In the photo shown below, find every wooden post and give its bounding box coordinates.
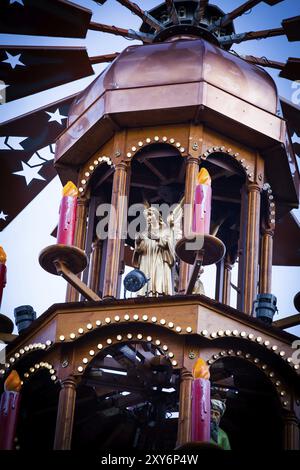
[88,239,102,293]
[66,196,89,302]
[176,368,193,447]
[178,156,199,293]
[103,162,129,299]
[259,228,273,294]
[283,411,300,450]
[238,183,261,314]
[53,377,77,450]
[215,259,224,302]
[222,258,232,305]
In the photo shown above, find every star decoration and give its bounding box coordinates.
[0,211,8,221]
[46,108,67,125]
[2,51,25,70]
[13,161,45,185]
[0,136,27,150]
[0,82,9,92]
[9,0,24,5]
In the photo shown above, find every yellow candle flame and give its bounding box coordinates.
[197,168,211,186]
[62,181,78,197]
[4,370,22,392]
[0,246,7,264]
[193,357,210,380]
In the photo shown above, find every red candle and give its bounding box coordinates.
[192,168,212,235]
[191,358,211,442]
[0,247,7,308]
[0,370,22,450]
[56,181,78,246]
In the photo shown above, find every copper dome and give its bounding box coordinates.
[56,37,283,167]
[69,38,278,125]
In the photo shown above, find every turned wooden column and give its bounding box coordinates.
[238,183,261,314]
[66,196,89,302]
[103,162,129,299]
[176,368,193,447]
[88,239,102,293]
[222,258,232,305]
[283,411,300,450]
[178,156,199,293]
[259,228,273,294]
[215,259,224,302]
[53,377,77,450]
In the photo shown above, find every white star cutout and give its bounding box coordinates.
[46,108,67,125]
[2,51,25,69]
[13,161,45,185]
[0,211,8,221]
[0,82,9,92]
[0,136,27,150]
[9,0,24,5]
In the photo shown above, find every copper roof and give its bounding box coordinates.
[68,37,278,126]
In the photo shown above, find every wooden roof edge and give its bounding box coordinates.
[6,294,299,352]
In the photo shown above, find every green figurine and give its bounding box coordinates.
[210,399,231,450]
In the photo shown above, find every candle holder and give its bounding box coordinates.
[175,234,225,295]
[39,244,101,302]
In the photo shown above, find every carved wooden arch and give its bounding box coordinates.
[69,321,187,377]
[197,330,300,374]
[201,147,250,180]
[77,132,189,197]
[21,361,57,384]
[201,345,293,412]
[1,341,52,379]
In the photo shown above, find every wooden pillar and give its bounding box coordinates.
[103,162,129,299]
[222,258,232,305]
[215,259,224,302]
[176,368,193,447]
[259,228,273,294]
[66,196,89,302]
[88,239,102,293]
[238,183,261,314]
[178,156,199,293]
[283,411,300,450]
[53,377,77,450]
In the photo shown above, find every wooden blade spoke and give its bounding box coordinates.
[116,0,163,31]
[194,0,209,24]
[90,53,119,64]
[220,27,284,45]
[243,55,285,70]
[165,0,180,25]
[89,21,154,43]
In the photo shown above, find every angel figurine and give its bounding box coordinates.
[132,201,183,296]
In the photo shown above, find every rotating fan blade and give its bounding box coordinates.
[0,93,78,231]
[116,1,163,31]
[282,16,300,42]
[293,142,300,157]
[0,46,94,102]
[194,0,209,24]
[280,97,300,138]
[0,0,92,38]
[279,58,300,81]
[165,0,180,25]
[212,0,283,30]
[89,22,154,42]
